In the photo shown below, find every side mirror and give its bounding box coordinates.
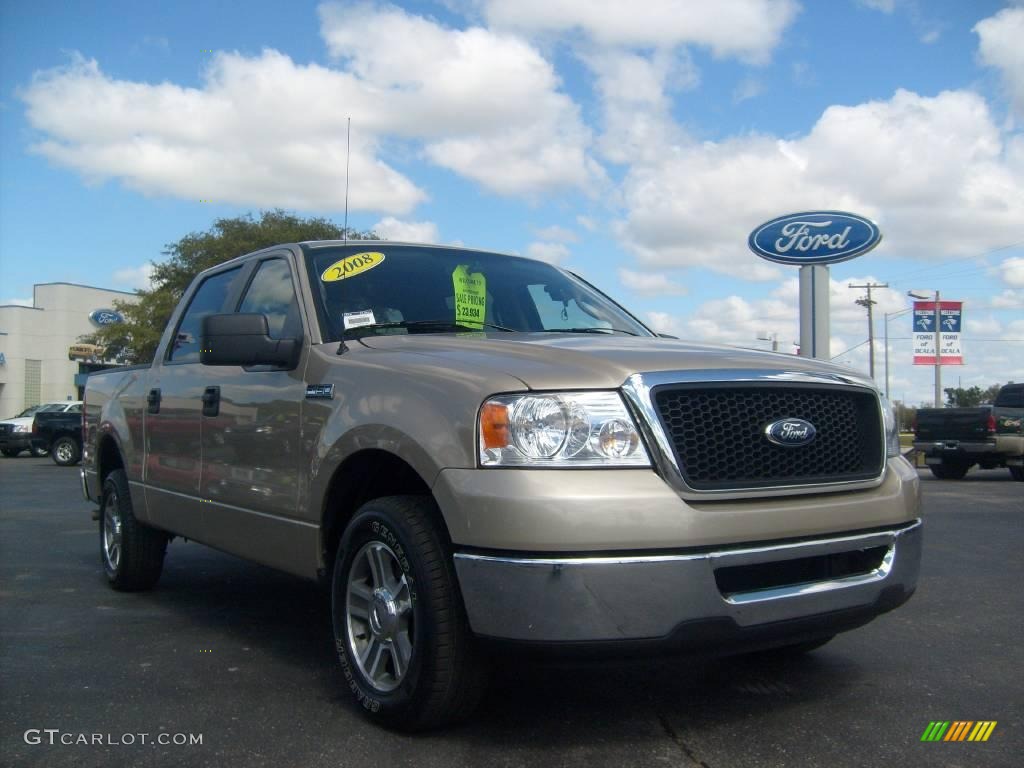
[200,314,301,368]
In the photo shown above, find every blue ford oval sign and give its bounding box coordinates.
[765,419,817,447]
[89,308,125,326]
[748,211,881,266]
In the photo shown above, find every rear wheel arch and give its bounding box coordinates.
[320,450,443,578]
[97,434,125,488]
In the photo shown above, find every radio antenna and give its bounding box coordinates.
[343,116,351,244]
[336,116,353,356]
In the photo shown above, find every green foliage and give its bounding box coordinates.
[86,210,376,363]
[943,382,1014,407]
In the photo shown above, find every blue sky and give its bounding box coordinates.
[1,0,1022,405]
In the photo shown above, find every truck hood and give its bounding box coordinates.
[358,333,874,391]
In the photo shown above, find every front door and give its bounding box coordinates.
[198,256,314,574]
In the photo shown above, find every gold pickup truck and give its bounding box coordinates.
[82,241,921,729]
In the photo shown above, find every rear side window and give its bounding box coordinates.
[168,268,242,363]
[238,259,302,339]
[995,386,1024,407]
[66,404,82,414]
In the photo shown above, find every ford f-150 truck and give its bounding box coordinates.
[82,241,921,729]
[913,383,1024,480]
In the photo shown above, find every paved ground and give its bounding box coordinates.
[1,457,1020,768]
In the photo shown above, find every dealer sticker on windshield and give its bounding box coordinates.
[452,265,486,329]
[343,310,376,330]
[321,252,385,282]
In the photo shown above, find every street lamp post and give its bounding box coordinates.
[883,307,913,400]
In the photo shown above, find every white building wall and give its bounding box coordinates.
[0,283,137,417]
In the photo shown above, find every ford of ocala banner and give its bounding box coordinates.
[913,301,964,365]
[748,211,882,266]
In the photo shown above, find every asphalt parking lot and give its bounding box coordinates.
[1,457,1020,768]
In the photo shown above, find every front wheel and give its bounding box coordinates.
[100,469,168,590]
[51,437,80,466]
[0,448,19,458]
[31,444,49,458]
[331,496,487,730]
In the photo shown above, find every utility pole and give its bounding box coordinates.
[849,282,888,381]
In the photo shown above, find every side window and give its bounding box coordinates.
[168,268,241,363]
[238,259,302,339]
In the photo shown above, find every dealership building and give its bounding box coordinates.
[0,282,138,417]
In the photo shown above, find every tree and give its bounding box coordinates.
[943,382,1016,407]
[87,210,376,363]
[944,386,986,407]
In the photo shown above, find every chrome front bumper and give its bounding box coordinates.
[454,520,921,643]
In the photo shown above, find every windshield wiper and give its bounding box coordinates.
[340,319,516,343]
[538,327,640,336]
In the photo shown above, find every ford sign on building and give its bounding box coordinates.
[89,308,125,327]
[748,211,882,265]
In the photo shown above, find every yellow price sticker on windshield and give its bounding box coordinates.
[321,252,385,282]
[452,265,487,329]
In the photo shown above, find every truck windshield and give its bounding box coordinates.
[302,244,653,343]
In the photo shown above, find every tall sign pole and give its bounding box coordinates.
[933,290,941,407]
[749,212,883,363]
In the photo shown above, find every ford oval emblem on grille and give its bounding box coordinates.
[765,419,817,447]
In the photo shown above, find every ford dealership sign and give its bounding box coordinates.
[89,308,125,327]
[748,211,882,266]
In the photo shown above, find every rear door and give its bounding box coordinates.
[144,266,245,537]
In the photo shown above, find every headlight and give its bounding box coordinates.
[880,395,900,458]
[13,424,30,433]
[479,392,651,467]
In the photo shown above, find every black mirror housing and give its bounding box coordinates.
[200,313,301,368]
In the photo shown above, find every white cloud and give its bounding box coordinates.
[112,264,156,290]
[20,4,600,212]
[732,77,764,104]
[481,0,800,63]
[1000,256,1024,287]
[372,216,439,243]
[975,7,1024,117]
[991,288,1024,308]
[534,225,578,242]
[618,268,687,296]
[525,241,570,264]
[617,89,1024,277]
[1,297,33,307]
[857,0,896,13]
[321,2,599,197]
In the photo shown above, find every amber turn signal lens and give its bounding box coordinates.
[480,402,510,449]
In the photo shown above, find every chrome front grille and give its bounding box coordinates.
[652,383,885,491]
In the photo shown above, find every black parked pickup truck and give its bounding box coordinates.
[32,408,83,466]
[914,383,1024,480]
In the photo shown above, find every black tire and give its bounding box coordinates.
[0,448,19,458]
[930,462,969,480]
[331,496,487,730]
[1010,466,1024,482]
[51,436,80,466]
[31,444,49,458]
[100,469,168,591]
